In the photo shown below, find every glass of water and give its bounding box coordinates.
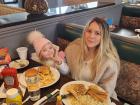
[25,68,40,101]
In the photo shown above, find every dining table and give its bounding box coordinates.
[0,59,123,105]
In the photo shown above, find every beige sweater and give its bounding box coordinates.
[65,38,119,97]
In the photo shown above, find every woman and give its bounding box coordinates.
[64,17,120,98]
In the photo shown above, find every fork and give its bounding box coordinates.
[41,91,60,105]
[33,89,60,105]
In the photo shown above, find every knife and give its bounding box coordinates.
[41,93,71,105]
[33,89,59,105]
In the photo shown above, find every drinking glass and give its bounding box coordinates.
[25,69,40,101]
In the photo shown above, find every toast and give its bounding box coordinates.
[87,85,108,103]
[66,84,87,98]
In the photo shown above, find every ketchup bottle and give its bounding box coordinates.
[1,67,19,89]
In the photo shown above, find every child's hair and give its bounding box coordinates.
[27,30,50,56]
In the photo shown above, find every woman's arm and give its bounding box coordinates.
[98,61,119,97]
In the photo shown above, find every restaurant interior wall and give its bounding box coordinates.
[0,4,122,59]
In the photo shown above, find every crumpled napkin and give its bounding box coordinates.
[0,73,26,98]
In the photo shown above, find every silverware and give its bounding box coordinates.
[33,89,60,105]
[41,93,71,105]
[41,91,59,105]
[22,96,30,104]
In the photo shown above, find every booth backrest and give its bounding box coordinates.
[57,23,140,64]
[56,23,140,105]
[57,23,84,41]
[120,5,140,30]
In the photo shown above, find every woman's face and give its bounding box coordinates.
[41,42,55,59]
[84,21,101,49]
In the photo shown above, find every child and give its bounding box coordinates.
[27,30,69,74]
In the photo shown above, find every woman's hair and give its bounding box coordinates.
[79,17,120,79]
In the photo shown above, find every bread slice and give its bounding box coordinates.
[38,66,50,75]
[66,84,87,98]
[25,68,37,77]
[87,85,108,103]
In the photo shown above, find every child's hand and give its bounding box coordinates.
[58,51,65,60]
[54,51,65,65]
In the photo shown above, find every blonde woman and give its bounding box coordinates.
[64,17,120,98]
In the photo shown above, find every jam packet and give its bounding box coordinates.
[0,48,11,65]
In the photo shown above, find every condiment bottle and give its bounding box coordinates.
[56,95,63,105]
[6,88,22,105]
[1,67,19,89]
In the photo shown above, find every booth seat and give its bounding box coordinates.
[56,23,140,105]
[119,4,140,30]
[110,4,140,49]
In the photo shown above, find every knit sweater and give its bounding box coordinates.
[64,38,120,97]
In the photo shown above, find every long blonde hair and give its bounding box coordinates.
[79,17,120,79]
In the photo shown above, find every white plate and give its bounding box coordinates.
[60,81,110,105]
[9,59,29,69]
[19,66,60,88]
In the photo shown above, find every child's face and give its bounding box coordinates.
[40,42,55,59]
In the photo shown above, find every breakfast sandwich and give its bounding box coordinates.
[25,68,37,77]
